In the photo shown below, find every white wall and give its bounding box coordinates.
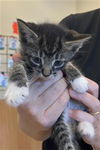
[76,0,100,13]
[0,0,77,35]
[0,0,100,35]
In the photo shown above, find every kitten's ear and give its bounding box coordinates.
[17,19,38,43]
[64,30,92,53]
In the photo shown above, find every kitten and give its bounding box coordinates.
[5,19,95,150]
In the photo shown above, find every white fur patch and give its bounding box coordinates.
[77,121,95,138]
[71,76,88,93]
[63,105,69,123]
[5,82,29,107]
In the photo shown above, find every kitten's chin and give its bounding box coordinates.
[39,74,54,80]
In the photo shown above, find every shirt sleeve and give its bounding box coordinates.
[59,14,74,29]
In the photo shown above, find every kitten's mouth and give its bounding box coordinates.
[39,74,54,80]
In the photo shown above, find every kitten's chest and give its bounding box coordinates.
[63,99,86,123]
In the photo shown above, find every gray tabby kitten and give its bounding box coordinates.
[5,19,95,150]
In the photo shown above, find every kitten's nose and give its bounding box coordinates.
[42,68,52,77]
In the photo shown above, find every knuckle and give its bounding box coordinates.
[29,107,38,117]
[94,82,99,91]
[92,81,99,92]
[94,103,100,111]
[39,117,50,129]
[78,93,86,100]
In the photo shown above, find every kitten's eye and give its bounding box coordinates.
[53,60,64,68]
[31,57,41,66]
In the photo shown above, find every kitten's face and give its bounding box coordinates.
[29,47,66,78]
[17,19,91,78]
[21,36,68,78]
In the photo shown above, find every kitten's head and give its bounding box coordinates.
[17,19,91,78]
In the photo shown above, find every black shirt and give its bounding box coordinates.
[43,9,100,150]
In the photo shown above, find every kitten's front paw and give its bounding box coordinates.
[5,82,29,107]
[71,76,88,93]
[77,121,95,138]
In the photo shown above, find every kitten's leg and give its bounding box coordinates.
[52,113,76,150]
[63,62,88,93]
[63,63,95,139]
[77,121,95,138]
[5,63,29,107]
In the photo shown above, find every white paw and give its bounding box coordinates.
[5,82,29,107]
[71,76,88,93]
[77,121,95,138]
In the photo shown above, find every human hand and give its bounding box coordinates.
[69,78,100,150]
[12,54,69,141]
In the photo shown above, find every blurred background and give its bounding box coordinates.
[1,0,100,35]
[0,0,100,150]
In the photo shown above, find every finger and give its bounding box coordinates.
[69,89,100,112]
[44,90,69,125]
[35,78,67,110]
[69,109,95,123]
[12,53,21,62]
[86,78,99,98]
